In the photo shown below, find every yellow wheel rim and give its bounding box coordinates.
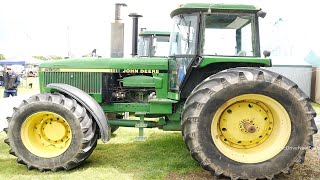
[211,94,291,163]
[21,111,72,158]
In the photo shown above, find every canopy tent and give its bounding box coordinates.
[0,58,43,88]
[0,58,43,65]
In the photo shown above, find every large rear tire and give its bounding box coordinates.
[182,67,317,179]
[4,93,98,171]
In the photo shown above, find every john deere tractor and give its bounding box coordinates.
[4,3,317,179]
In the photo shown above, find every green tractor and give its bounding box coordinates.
[138,30,170,57]
[4,3,317,179]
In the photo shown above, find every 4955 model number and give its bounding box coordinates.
[42,68,60,72]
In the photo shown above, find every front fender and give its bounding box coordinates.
[47,83,109,143]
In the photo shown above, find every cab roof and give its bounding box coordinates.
[170,3,261,17]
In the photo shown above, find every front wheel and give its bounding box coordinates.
[4,93,98,171]
[182,67,317,179]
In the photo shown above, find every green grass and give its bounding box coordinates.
[0,128,202,180]
[311,102,320,115]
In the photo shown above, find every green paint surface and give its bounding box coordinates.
[123,75,162,88]
[139,31,170,36]
[40,57,168,70]
[177,3,259,11]
[199,56,271,68]
[102,103,172,114]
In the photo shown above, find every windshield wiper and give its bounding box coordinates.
[187,20,191,48]
[179,15,192,48]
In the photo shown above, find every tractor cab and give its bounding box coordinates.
[168,3,269,96]
[137,30,170,57]
[169,4,264,57]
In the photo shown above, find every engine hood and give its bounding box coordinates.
[39,57,168,70]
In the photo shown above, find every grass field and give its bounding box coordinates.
[311,102,320,115]
[1,102,319,180]
[0,128,204,180]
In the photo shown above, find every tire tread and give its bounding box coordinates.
[4,93,98,171]
[182,67,317,179]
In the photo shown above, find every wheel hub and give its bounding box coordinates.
[211,94,291,163]
[243,121,256,133]
[34,115,71,149]
[218,101,274,149]
[21,111,72,158]
[43,121,66,141]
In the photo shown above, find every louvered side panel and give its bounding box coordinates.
[42,72,102,94]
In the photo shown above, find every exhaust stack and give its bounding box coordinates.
[110,3,127,58]
[129,13,143,57]
[115,3,127,21]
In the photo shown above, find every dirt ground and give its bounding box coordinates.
[167,123,320,180]
[282,129,320,180]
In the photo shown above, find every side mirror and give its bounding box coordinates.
[257,10,267,18]
[263,50,271,58]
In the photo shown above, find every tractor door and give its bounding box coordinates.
[168,14,199,90]
[169,56,195,90]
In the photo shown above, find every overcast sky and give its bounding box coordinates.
[0,0,319,60]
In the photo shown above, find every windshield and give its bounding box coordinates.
[138,36,151,56]
[202,13,257,56]
[138,35,170,57]
[169,14,198,56]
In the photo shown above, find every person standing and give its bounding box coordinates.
[0,70,3,86]
[3,67,20,98]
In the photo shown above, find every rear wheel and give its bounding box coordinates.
[4,93,98,171]
[182,67,317,179]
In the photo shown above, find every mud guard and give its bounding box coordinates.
[47,83,109,143]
